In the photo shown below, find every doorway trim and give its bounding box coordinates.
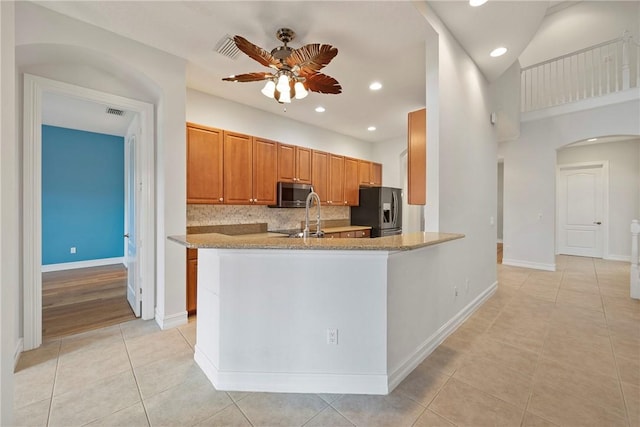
[23,74,156,350]
[556,161,610,259]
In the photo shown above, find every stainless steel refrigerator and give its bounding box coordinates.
[350,187,402,237]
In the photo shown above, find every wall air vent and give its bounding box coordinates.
[106,107,125,116]
[215,35,240,59]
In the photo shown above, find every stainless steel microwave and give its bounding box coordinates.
[269,182,312,208]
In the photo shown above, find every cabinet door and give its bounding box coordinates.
[344,157,360,206]
[371,162,382,186]
[311,150,329,203]
[358,160,371,186]
[408,108,427,205]
[223,131,253,204]
[186,124,223,204]
[277,143,296,183]
[354,229,371,238]
[328,154,345,205]
[296,146,313,184]
[186,249,198,315]
[253,138,278,205]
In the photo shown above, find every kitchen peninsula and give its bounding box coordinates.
[169,231,494,395]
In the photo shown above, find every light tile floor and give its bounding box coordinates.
[13,256,639,426]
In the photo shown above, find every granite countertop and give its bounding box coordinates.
[168,231,464,252]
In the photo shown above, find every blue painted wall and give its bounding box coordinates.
[42,125,125,265]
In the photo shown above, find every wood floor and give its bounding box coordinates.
[42,264,136,339]
[497,242,503,264]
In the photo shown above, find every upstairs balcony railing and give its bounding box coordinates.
[521,32,640,112]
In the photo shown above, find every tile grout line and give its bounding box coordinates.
[120,323,152,427]
[594,259,633,427]
[45,339,62,427]
[228,397,255,427]
[419,375,460,427]
[298,400,334,427]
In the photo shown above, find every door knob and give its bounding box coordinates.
[593,221,602,225]
[124,234,130,238]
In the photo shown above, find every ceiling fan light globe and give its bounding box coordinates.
[276,74,290,93]
[279,89,292,103]
[261,80,276,98]
[294,82,308,99]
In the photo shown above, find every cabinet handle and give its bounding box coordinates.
[219,197,223,202]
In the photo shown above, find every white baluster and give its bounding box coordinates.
[622,31,631,90]
[631,219,639,299]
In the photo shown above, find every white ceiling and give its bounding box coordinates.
[34,1,633,142]
[42,92,132,136]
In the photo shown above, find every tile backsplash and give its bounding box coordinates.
[187,204,350,230]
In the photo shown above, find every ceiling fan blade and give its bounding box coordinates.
[222,72,275,82]
[303,72,342,94]
[286,44,338,73]
[233,35,281,69]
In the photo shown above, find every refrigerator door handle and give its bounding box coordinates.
[392,191,398,227]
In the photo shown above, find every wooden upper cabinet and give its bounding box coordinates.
[186,123,224,204]
[277,143,312,184]
[277,143,295,182]
[344,157,360,206]
[408,108,427,205]
[358,160,382,187]
[371,162,382,186]
[358,160,371,186]
[311,150,329,204]
[296,146,312,184]
[328,154,345,205]
[253,137,278,205]
[223,131,253,204]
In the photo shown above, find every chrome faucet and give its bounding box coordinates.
[303,187,322,238]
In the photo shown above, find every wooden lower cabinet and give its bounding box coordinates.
[186,249,198,315]
[324,229,371,239]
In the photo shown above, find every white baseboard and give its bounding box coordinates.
[14,338,24,370]
[195,346,390,395]
[155,309,188,330]
[502,258,556,272]
[604,254,631,262]
[497,239,503,244]
[41,257,124,272]
[387,281,498,392]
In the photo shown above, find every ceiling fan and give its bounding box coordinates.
[222,28,342,104]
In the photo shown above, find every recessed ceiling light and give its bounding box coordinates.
[587,138,598,142]
[369,82,382,91]
[469,0,488,6]
[490,47,507,57]
[315,106,326,113]
[367,126,376,131]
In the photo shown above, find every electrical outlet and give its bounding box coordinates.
[70,247,76,254]
[327,328,338,345]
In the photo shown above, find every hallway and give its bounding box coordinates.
[14,256,639,426]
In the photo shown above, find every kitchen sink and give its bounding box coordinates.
[288,230,325,238]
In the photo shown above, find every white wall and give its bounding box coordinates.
[372,137,404,189]
[15,2,188,331]
[497,162,504,241]
[1,2,16,423]
[557,139,640,260]
[501,99,640,270]
[519,1,640,68]
[187,89,373,161]
[415,3,498,311]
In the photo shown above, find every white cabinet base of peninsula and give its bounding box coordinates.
[192,241,496,395]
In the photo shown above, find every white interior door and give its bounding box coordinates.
[557,165,605,257]
[125,133,140,316]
